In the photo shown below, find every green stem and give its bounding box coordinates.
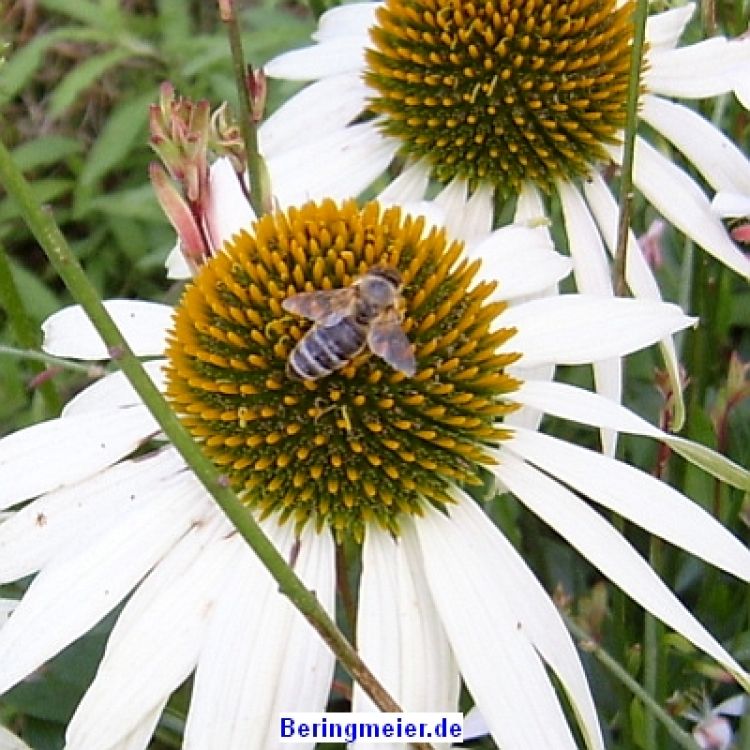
[643,537,665,749]
[565,617,702,750]
[0,136,417,733]
[0,343,107,376]
[613,0,648,296]
[217,0,269,217]
[0,239,62,414]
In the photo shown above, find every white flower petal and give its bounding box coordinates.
[436,494,605,750]
[513,380,662,438]
[313,2,379,41]
[505,428,750,583]
[101,703,166,750]
[556,179,619,454]
[268,123,395,207]
[646,37,750,98]
[416,503,581,750]
[66,515,234,750]
[264,36,368,80]
[260,73,370,158]
[581,170,685,429]
[501,296,694,368]
[206,158,255,251]
[0,473,210,697]
[377,160,430,204]
[616,136,750,279]
[515,182,553,243]
[470,226,572,300]
[185,520,335,750]
[165,243,191,280]
[712,191,750,218]
[641,95,750,195]
[42,300,173,360]
[434,179,469,238]
[0,448,185,582]
[0,406,159,509]
[354,524,459,731]
[644,3,695,52]
[495,450,750,689]
[0,726,31,750]
[62,360,166,416]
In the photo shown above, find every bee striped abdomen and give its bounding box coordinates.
[287,318,366,380]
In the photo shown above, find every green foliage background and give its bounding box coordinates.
[0,1,749,749]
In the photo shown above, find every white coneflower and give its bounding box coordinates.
[0,196,747,750]
[264,0,750,431]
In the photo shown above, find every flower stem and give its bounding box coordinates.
[613,0,648,296]
[217,0,269,217]
[0,239,62,415]
[0,136,420,736]
[0,343,106,376]
[565,616,702,750]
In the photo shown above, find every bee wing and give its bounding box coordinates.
[282,288,355,326]
[367,310,417,376]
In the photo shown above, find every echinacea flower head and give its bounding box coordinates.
[1,195,750,750]
[265,1,750,421]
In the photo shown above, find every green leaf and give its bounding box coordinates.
[0,28,114,107]
[11,136,83,172]
[49,48,134,119]
[0,179,74,224]
[7,258,62,325]
[39,0,123,29]
[87,184,166,221]
[78,90,154,189]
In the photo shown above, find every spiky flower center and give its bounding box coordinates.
[366,0,635,196]
[166,200,520,542]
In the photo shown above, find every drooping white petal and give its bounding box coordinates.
[495,450,750,690]
[377,160,430,204]
[581,170,685,429]
[415,503,581,750]
[557,179,620,454]
[505,428,750,583]
[644,3,695,52]
[101,703,166,750]
[469,226,572,301]
[260,73,370,158]
[0,447,185,582]
[0,473,211,697]
[712,191,750,218]
[312,2,379,42]
[504,183,556,431]
[615,136,750,279]
[205,157,255,252]
[353,524,459,742]
[430,493,605,750]
[42,300,173,360]
[646,37,750,99]
[434,179,469,238]
[500,296,693,368]
[0,726,31,750]
[641,95,750,195]
[268,123,395,208]
[512,380,663,438]
[185,520,336,750]
[165,243,192,280]
[65,514,234,750]
[62,360,166,416]
[264,36,368,80]
[0,599,16,627]
[0,406,159,509]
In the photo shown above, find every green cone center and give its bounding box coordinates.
[166,200,520,542]
[366,0,635,196]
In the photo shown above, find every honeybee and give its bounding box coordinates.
[282,266,416,381]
